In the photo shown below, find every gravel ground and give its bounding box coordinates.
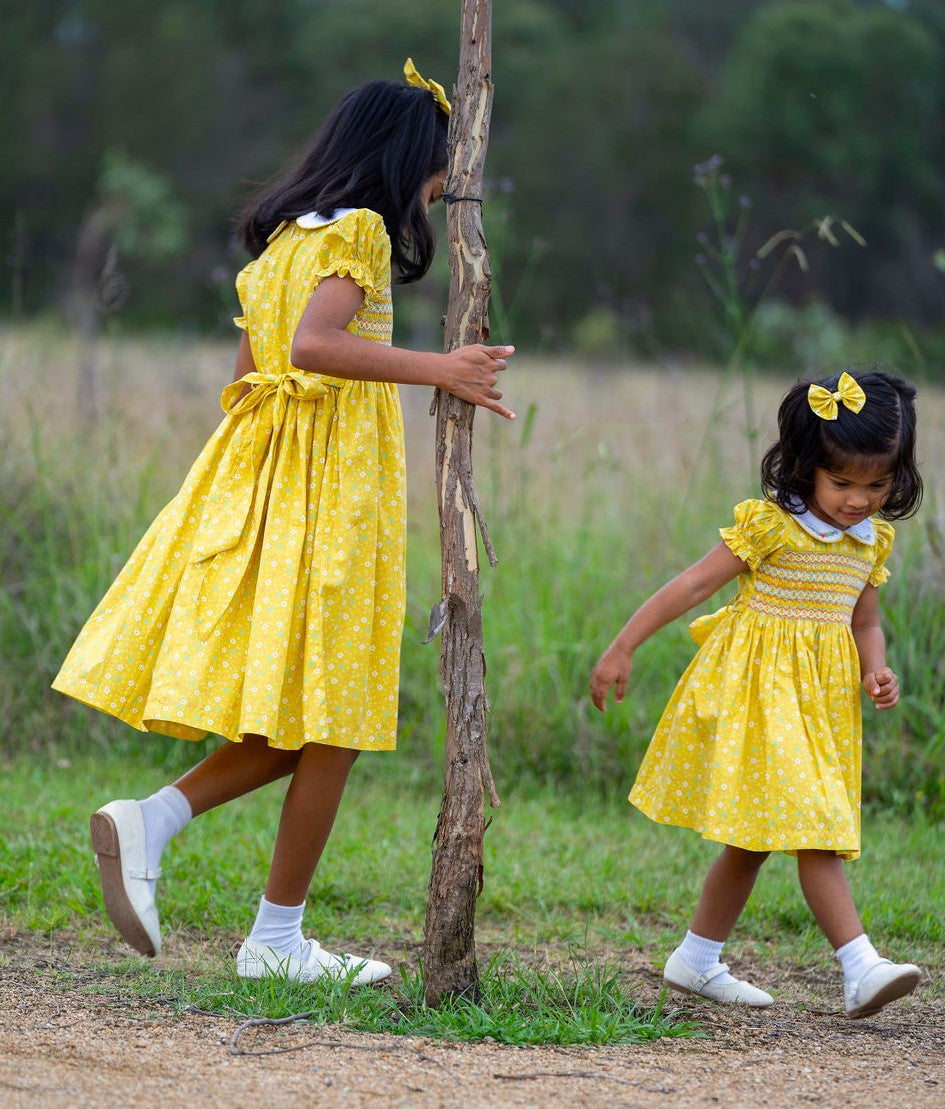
[2,933,942,1108]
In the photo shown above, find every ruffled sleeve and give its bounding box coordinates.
[305,209,391,298]
[868,520,895,587]
[232,257,258,331]
[719,499,787,569]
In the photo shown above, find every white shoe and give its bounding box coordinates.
[236,938,391,986]
[663,948,774,1007]
[90,800,162,957]
[844,959,921,1019]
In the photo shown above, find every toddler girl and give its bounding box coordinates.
[591,368,922,1018]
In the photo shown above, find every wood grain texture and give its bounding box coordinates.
[421,0,500,1007]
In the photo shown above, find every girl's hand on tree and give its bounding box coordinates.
[590,644,633,712]
[863,666,899,709]
[439,344,515,419]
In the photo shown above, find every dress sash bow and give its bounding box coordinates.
[190,370,337,637]
[220,369,330,419]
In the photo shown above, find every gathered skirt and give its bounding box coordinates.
[53,373,407,751]
[629,604,863,859]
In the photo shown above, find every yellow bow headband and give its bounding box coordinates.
[807,372,866,421]
[404,57,451,117]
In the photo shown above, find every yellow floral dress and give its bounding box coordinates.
[629,498,894,860]
[53,208,406,751]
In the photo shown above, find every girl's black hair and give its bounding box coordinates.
[760,366,922,520]
[239,79,449,282]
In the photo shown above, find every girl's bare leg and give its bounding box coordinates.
[796,849,863,949]
[664,845,773,1004]
[690,846,770,941]
[263,743,360,905]
[797,850,919,1016]
[171,737,358,904]
[173,734,302,816]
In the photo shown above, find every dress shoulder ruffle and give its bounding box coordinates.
[233,256,259,331]
[719,498,787,569]
[868,519,895,587]
[301,208,392,298]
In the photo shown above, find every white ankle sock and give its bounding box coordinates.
[248,896,306,960]
[835,933,882,984]
[137,786,192,895]
[678,930,736,984]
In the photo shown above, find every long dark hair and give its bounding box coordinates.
[760,367,922,520]
[239,79,449,282]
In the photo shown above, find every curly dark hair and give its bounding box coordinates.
[239,79,449,282]
[760,367,922,520]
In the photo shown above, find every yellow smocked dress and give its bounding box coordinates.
[629,498,894,860]
[53,208,406,751]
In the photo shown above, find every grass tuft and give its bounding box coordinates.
[144,952,698,1046]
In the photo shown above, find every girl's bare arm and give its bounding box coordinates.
[289,275,515,418]
[590,541,747,711]
[851,584,899,709]
[233,331,256,383]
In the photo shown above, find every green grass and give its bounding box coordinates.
[167,955,689,1047]
[3,329,943,809]
[4,756,944,962]
[4,754,942,1040]
[1,328,943,1040]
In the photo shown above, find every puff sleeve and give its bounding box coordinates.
[719,499,787,569]
[867,521,895,587]
[306,209,391,298]
[232,257,258,331]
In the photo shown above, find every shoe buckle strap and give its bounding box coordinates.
[127,866,161,880]
[694,962,730,991]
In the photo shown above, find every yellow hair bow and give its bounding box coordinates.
[404,57,451,117]
[807,371,866,421]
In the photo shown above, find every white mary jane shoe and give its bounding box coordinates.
[236,938,391,986]
[663,949,774,1007]
[844,959,921,1019]
[90,800,162,957]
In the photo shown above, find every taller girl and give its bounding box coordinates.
[591,368,922,1018]
[54,61,514,984]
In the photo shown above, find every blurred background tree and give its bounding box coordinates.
[2,0,943,367]
[70,148,187,419]
[706,0,943,322]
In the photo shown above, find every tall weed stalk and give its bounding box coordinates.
[684,155,868,500]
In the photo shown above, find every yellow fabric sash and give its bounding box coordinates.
[220,369,330,418]
[190,371,338,637]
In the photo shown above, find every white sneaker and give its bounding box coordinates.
[663,948,774,1007]
[236,938,391,986]
[844,959,921,1019]
[90,800,162,957]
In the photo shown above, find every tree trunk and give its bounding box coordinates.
[70,207,113,424]
[421,0,499,1008]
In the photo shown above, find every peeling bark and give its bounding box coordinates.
[421,0,499,1007]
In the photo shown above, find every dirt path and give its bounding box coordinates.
[2,935,942,1108]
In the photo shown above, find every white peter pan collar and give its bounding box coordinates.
[296,208,358,229]
[789,504,875,545]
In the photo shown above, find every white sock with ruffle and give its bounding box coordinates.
[835,933,883,984]
[248,896,306,960]
[137,785,192,897]
[677,930,737,984]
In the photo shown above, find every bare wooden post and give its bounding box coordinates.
[421,0,500,1007]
